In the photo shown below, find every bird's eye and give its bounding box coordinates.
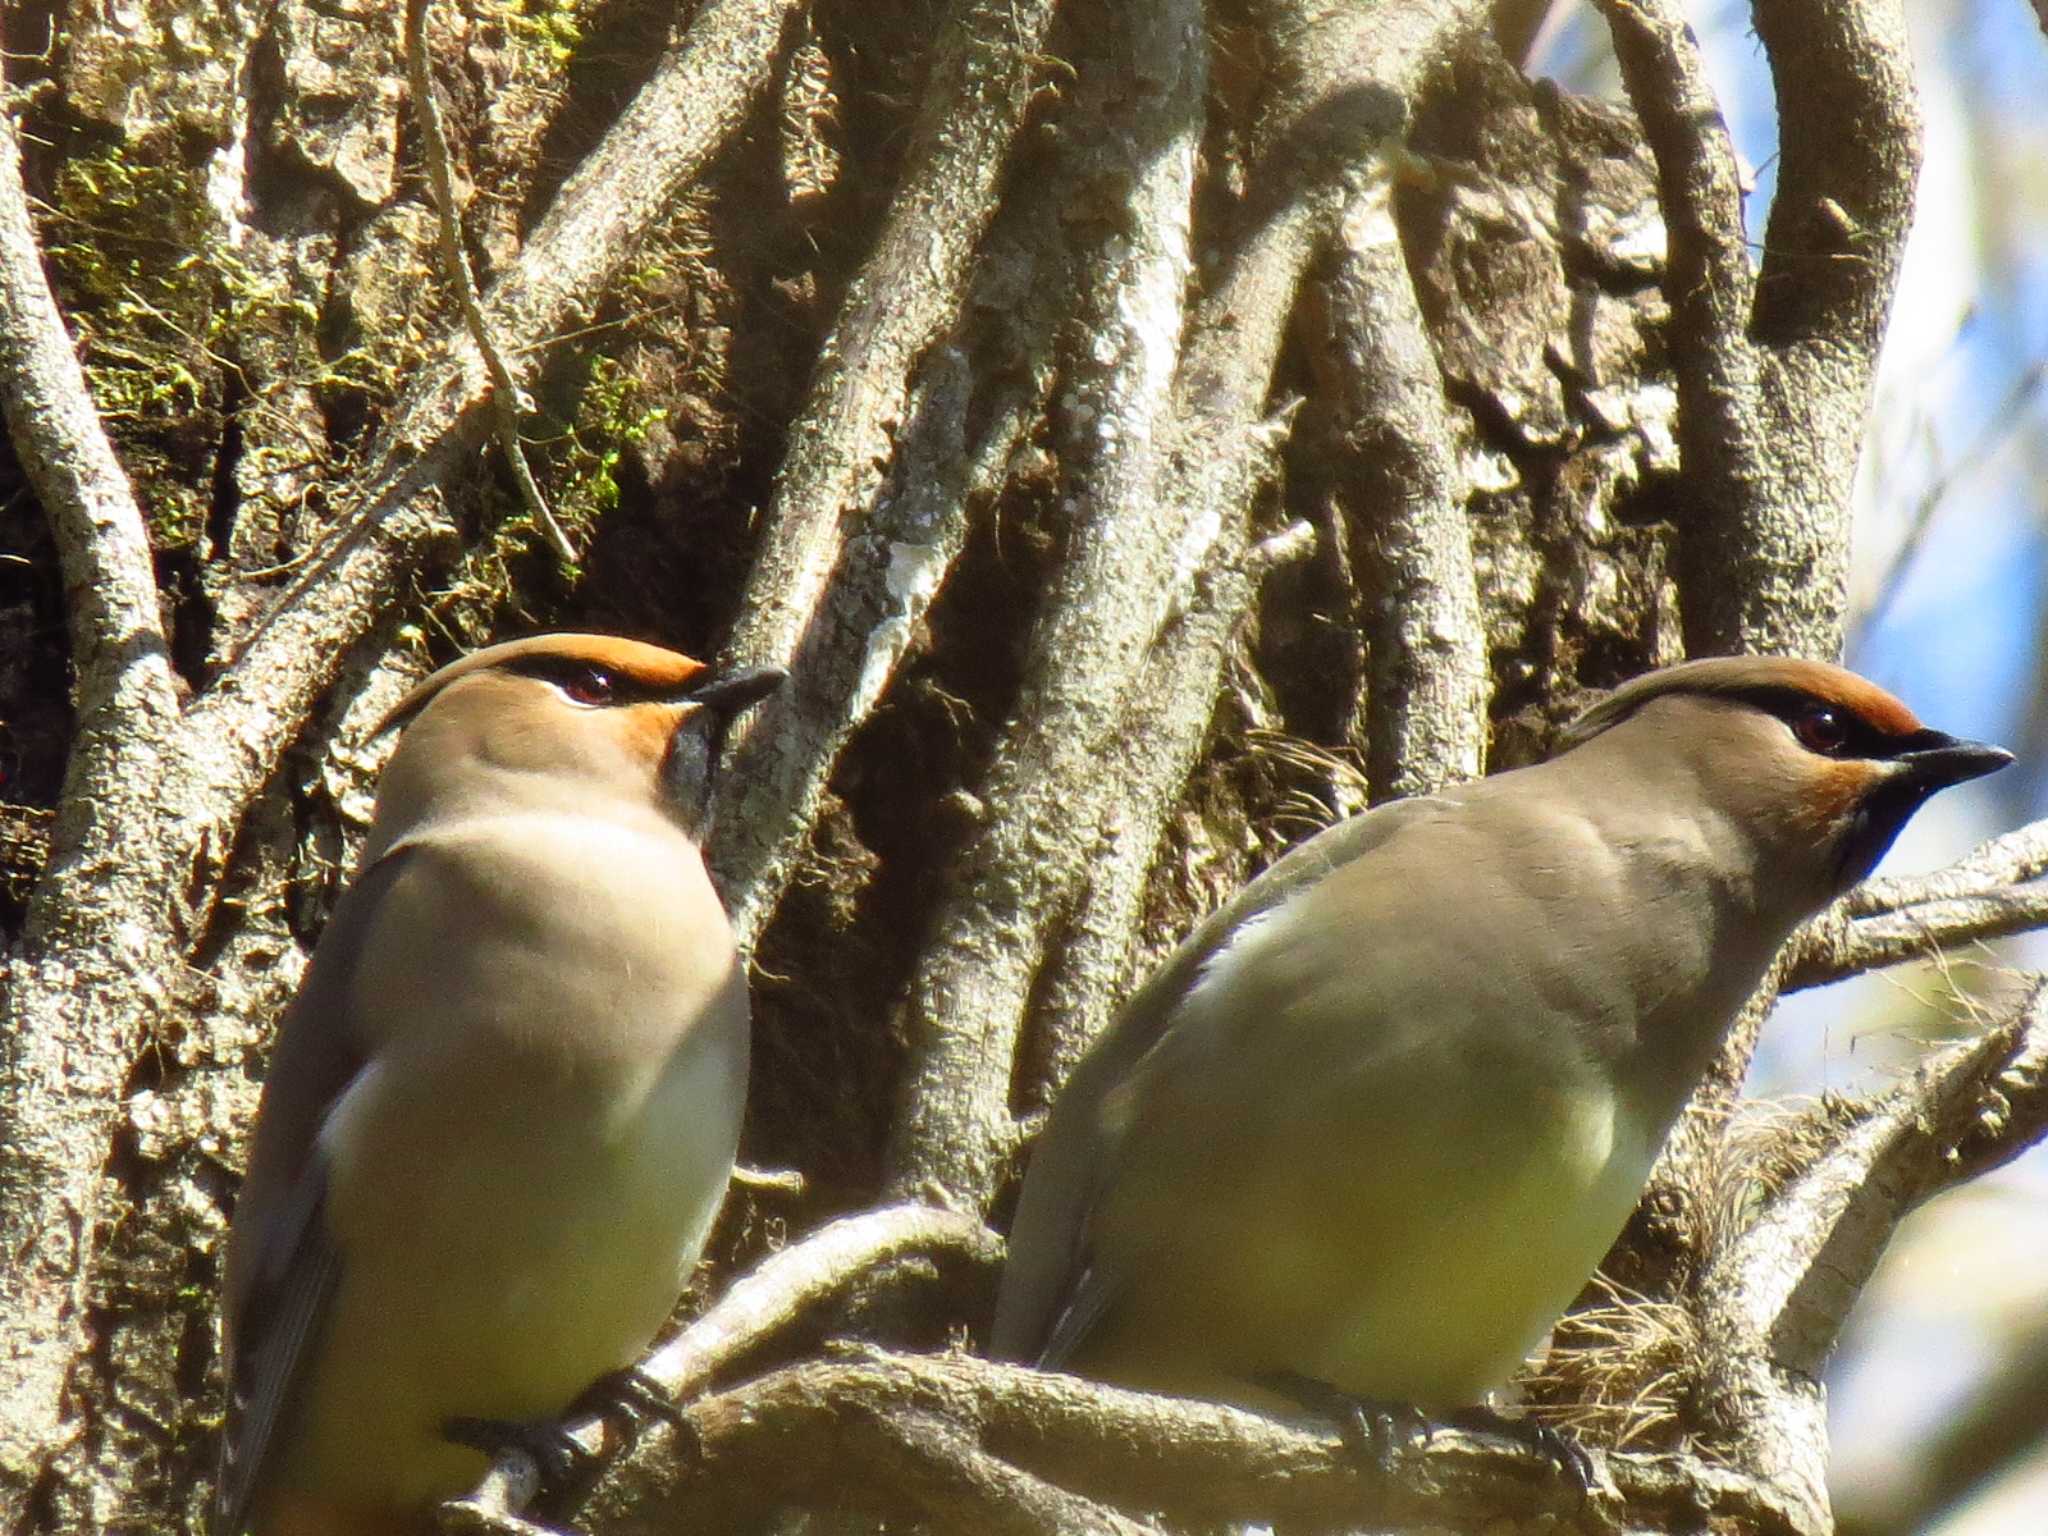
[1792,703,1849,755]
[558,667,616,707]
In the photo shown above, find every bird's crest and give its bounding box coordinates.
[1560,656,1922,750]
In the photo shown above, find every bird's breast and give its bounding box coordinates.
[286,809,749,1507]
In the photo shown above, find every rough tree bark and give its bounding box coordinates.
[0,0,2040,1533]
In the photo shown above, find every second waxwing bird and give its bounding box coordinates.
[992,657,2011,1442]
[215,634,784,1536]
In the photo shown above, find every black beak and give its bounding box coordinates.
[688,664,787,718]
[1896,731,2015,790]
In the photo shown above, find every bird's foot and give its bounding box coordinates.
[443,1371,696,1509]
[1254,1370,1431,1475]
[566,1366,700,1458]
[443,1413,597,1491]
[1255,1372,1594,1498]
[1435,1403,1595,1495]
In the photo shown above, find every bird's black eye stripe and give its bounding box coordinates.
[505,656,672,707]
[1734,686,1908,760]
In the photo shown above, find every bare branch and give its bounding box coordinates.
[643,1204,1003,1404]
[594,1347,1814,1536]
[1849,361,2048,644]
[1713,983,2048,1354]
[1783,818,2048,989]
[1749,0,1920,359]
[720,0,1060,673]
[1597,0,1755,357]
[1598,0,1920,660]
[0,110,173,728]
[1685,982,2048,1526]
[1848,817,2048,916]
[1788,887,2048,992]
[882,0,1211,1200]
[1027,501,1314,1103]
[0,107,178,892]
[707,0,1061,944]
[859,1409,1171,1536]
[403,0,576,563]
[0,102,182,1492]
[711,335,1045,949]
[1308,177,1488,800]
[461,1205,1002,1521]
[184,0,799,827]
[885,0,1502,1208]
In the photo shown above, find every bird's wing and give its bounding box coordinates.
[214,851,411,1536]
[990,792,1461,1365]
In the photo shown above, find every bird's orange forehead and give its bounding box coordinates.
[474,632,708,690]
[376,633,709,736]
[1760,658,1922,736]
[1562,655,1927,752]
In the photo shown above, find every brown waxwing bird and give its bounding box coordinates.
[991,656,2012,1451]
[215,634,784,1536]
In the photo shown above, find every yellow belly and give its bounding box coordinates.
[1085,1060,1656,1409]
[283,1037,740,1509]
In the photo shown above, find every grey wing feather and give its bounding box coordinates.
[991,794,1460,1364]
[214,851,412,1534]
[1037,1261,1117,1371]
[214,1174,339,1535]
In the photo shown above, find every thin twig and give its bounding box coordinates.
[404,0,576,563]
[1783,816,2048,989]
[176,0,798,833]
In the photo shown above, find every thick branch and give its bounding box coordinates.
[458,1205,1003,1524]
[0,107,178,916]
[0,103,182,1494]
[710,0,1062,946]
[1749,0,1920,358]
[1711,982,2048,1353]
[594,1348,1813,1536]
[885,0,1500,1209]
[1600,0,1919,659]
[1598,0,1754,364]
[0,108,176,770]
[882,0,1210,1200]
[1687,982,2048,1526]
[179,0,798,834]
[1310,178,1487,800]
